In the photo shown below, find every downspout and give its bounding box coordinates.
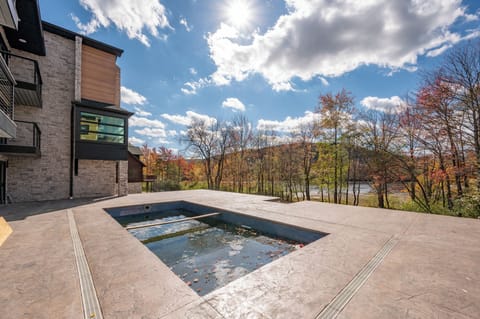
[70,103,75,199]
[71,36,82,199]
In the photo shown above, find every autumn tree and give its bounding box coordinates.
[316,89,355,204]
[358,110,400,208]
[229,115,253,192]
[183,118,230,190]
[294,119,321,200]
[440,41,480,190]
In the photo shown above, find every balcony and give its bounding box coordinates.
[0,120,41,156]
[2,51,42,107]
[0,54,15,138]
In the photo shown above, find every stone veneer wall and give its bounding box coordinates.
[6,31,127,202]
[117,160,128,196]
[73,160,128,198]
[128,182,142,194]
[73,160,116,198]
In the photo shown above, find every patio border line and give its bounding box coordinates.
[67,209,103,319]
[316,236,399,319]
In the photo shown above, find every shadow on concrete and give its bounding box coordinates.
[0,196,118,222]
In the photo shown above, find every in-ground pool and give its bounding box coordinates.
[107,201,326,296]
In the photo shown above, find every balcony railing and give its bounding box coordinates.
[0,54,15,120]
[1,51,42,108]
[0,120,41,156]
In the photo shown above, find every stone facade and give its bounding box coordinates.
[117,160,128,196]
[73,160,116,198]
[128,182,142,194]
[5,30,128,202]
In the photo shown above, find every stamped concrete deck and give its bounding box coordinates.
[1,190,479,318]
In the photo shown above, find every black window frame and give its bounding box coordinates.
[74,104,131,161]
[78,111,126,144]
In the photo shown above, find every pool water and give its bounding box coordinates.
[117,210,305,296]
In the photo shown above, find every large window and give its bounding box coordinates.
[79,112,125,144]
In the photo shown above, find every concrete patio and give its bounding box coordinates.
[0,190,479,318]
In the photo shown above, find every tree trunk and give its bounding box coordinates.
[377,186,384,208]
[333,126,338,204]
[305,176,311,200]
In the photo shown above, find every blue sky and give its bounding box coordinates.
[39,0,480,153]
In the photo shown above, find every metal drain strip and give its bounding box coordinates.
[67,210,103,319]
[316,236,399,319]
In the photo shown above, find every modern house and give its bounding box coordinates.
[0,0,132,203]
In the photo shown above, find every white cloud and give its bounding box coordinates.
[181,78,210,95]
[121,86,147,105]
[222,97,246,112]
[206,0,478,91]
[129,116,166,128]
[464,13,479,22]
[360,96,405,114]
[162,111,217,126]
[72,0,172,46]
[320,77,329,86]
[168,130,178,136]
[128,136,145,145]
[134,107,152,117]
[256,111,321,133]
[189,67,197,75]
[134,127,167,138]
[180,17,192,32]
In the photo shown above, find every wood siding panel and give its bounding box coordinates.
[81,45,119,105]
[128,153,144,183]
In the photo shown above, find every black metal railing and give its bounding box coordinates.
[0,120,41,155]
[0,55,15,119]
[0,50,42,107]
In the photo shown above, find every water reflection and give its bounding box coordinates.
[125,212,301,296]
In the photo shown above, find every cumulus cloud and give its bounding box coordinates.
[360,96,405,114]
[180,17,192,32]
[121,86,147,105]
[162,111,217,126]
[320,77,329,86]
[72,0,171,46]
[129,116,166,128]
[189,67,197,75]
[181,78,210,95]
[129,136,145,145]
[134,107,152,117]
[206,0,479,91]
[222,97,246,112]
[134,127,167,138]
[257,111,321,133]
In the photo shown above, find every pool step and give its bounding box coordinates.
[140,225,211,244]
[125,212,221,230]
[67,210,103,319]
[0,217,12,247]
[316,236,399,319]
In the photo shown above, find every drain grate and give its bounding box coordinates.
[67,210,103,319]
[316,236,399,319]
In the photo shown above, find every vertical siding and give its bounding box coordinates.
[81,45,119,106]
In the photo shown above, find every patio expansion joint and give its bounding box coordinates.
[315,235,399,319]
[67,209,104,319]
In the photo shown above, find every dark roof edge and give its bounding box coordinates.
[42,21,123,57]
[73,100,134,117]
[128,152,146,166]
